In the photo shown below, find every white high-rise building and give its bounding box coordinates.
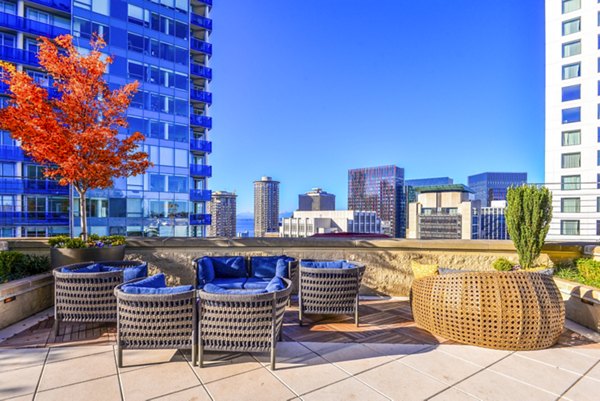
[545,0,600,240]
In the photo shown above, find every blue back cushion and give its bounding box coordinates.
[251,256,294,279]
[265,276,286,293]
[301,260,346,269]
[203,283,266,295]
[101,263,148,282]
[197,257,216,285]
[61,263,102,273]
[121,273,193,295]
[210,256,247,278]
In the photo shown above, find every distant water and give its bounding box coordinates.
[236,218,254,237]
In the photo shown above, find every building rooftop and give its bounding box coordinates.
[413,184,474,194]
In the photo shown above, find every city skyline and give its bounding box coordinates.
[209,0,545,213]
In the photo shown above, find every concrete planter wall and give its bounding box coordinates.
[554,277,600,333]
[0,273,54,330]
[50,245,126,268]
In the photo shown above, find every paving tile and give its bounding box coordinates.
[253,341,316,366]
[35,376,121,401]
[150,385,212,401]
[437,344,512,367]
[562,376,600,401]
[428,387,481,401]
[489,354,581,396]
[584,361,600,381]
[0,347,47,373]
[301,377,389,401]
[301,342,395,375]
[38,346,119,397]
[360,342,433,359]
[455,369,557,401]
[355,359,448,401]
[204,366,296,401]
[269,352,350,395]
[0,363,45,400]
[119,349,203,401]
[189,351,265,385]
[516,348,599,375]
[399,347,482,385]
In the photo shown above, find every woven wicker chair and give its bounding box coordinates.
[197,278,292,370]
[298,260,366,327]
[52,260,147,336]
[114,281,197,367]
[411,271,565,350]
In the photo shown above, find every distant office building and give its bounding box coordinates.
[348,165,405,238]
[407,184,479,240]
[479,200,509,240]
[254,176,279,237]
[468,172,527,207]
[208,191,236,237]
[280,210,381,238]
[298,188,335,211]
[406,177,454,203]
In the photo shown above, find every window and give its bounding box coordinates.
[128,4,150,26]
[149,174,165,192]
[563,63,580,79]
[109,198,126,218]
[562,84,580,101]
[598,150,600,166]
[597,221,600,236]
[0,162,15,177]
[562,152,581,168]
[561,198,580,213]
[167,176,187,193]
[74,0,109,15]
[562,130,581,146]
[598,174,600,189]
[562,0,580,14]
[0,0,16,14]
[563,18,580,35]
[562,41,581,57]
[73,18,109,41]
[560,220,580,235]
[562,175,581,190]
[562,107,580,123]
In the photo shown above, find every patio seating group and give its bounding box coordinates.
[53,256,365,370]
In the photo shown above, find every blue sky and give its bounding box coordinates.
[208,0,545,214]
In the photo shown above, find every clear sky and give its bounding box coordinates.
[208,0,545,214]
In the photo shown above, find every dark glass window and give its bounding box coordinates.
[562,107,581,124]
[109,198,126,218]
[562,85,580,101]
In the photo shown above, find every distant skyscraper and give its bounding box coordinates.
[280,210,381,238]
[546,0,600,240]
[348,165,405,238]
[208,191,237,237]
[298,188,335,211]
[405,177,454,187]
[254,176,279,237]
[468,172,527,207]
[479,201,509,240]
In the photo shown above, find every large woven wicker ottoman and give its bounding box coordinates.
[53,260,147,336]
[411,271,565,350]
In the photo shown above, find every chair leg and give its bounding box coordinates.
[199,345,204,368]
[270,344,276,371]
[117,346,123,368]
[355,295,360,327]
[192,344,198,366]
[52,319,59,337]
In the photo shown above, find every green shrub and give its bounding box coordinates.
[49,234,126,248]
[493,258,515,271]
[0,251,50,283]
[575,259,600,287]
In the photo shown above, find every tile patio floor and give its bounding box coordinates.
[1,299,599,401]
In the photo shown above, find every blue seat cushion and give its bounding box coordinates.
[203,283,266,295]
[243,277,270,290]
[301,260,351,269]
[101,263,148,282]
[210,256,247,279]
[197,257,216,286]
[211,278,247,289]
[121,273,193,295]
[61,263,102,273]
[250,256,294,279]
[265,276,286,292]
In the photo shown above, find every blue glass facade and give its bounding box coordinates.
[467,172,527,207]
[0,0,212,237]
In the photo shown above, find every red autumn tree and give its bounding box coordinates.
[0,35,151,240]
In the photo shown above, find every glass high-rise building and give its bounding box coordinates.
[0,0,213,237]
[467,172,527,208]
[348,165,405,238]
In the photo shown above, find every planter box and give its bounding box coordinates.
[0,273,54,330]
[50,245,125,268]
[554,277,600,333]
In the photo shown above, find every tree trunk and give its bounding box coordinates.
[78,189,88,241]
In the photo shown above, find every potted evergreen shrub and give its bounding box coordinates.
[0,35,151,268]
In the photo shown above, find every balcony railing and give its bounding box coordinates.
[190,89,212,104]
[0,211,69,225]
[0,12,70,38]
[190,189,212,202]
[190,63,212,80]
[190,139,212,153]
[190,114,212,129]
[197,0,213,6]
[28,0,71,12]
[189,213,211,225]
[190,38,212,55]
[190,13,212,30]
[190,164,212,177]
[0,45,38,66]
[0,178,69,195]
[0,145,27,161]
